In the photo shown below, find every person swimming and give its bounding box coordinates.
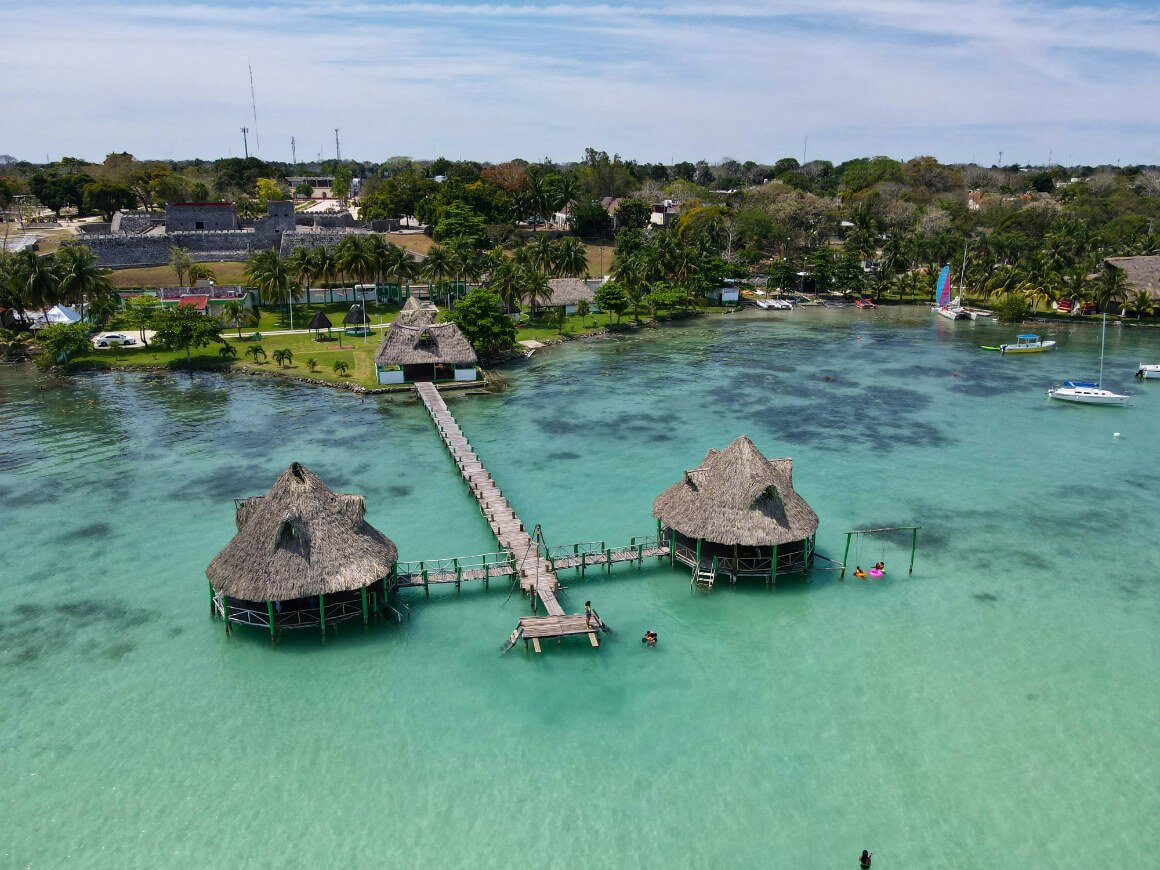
[860,850,872,868]
[853,565,867,579]
[641,630,657,647]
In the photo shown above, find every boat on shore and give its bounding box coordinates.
[931,266,967,319]
[1048,314,1128,405]
[1135,364,1160,380]
[982,334,1056,353]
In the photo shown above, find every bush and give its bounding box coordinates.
[994,293,1029,323]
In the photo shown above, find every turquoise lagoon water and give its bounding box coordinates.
[1,308,1158,868]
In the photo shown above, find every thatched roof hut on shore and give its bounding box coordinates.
[653,436,819,587]
[307,309,332,337]
[1104,256,1160,300]
[373,304,478,385]
[205,462,398,638]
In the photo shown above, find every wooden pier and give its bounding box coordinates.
[415,382,595,649]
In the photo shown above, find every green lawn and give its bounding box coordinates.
[71,329,387,389]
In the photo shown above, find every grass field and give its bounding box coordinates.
[71,329,388,389]
[107,261,250,288]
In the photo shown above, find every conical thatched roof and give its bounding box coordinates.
[343,304,369,325]
[652,436,819,546]
[206,463,397,600]
[308,310,332,330]
[374,310,478,367]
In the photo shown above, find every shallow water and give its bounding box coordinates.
[2,308,1158,868]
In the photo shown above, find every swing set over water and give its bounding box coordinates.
[839,526,921,579]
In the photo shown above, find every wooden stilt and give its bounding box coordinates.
[360,586,369,624]
[318,593,326,640]
[267,601,277,642]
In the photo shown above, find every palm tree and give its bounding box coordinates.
[552,237,588,278]
[306,357,318,372]
[335,234,374,293]
[221,300,245,338]
[1093,264,1129,314]
[244,344,266,364]
[285,245,314,314]
[487,260,523,313]
[1128,288,1155,319]
[272,347,293,368]
[308,245,337,301]
[244,250,292,327]
[528,234,555,278]
[332,359,350,376]
[13,249,60,326]
[521,266,553,315]
[187,263,217,286]
[218,343,237,360]
[421,244,453,301]
[56,244,115,323]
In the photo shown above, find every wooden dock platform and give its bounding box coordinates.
[413,383,667,652]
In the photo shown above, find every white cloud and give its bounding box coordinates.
[3,1,1158,164]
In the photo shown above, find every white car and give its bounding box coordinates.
[94,333,138,348]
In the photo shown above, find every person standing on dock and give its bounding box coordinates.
[584,600,594,628]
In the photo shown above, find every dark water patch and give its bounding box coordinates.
[173,465,274,503]
[103,640,137,661]
[384,484,414,497]
[64,522,113,542]
[1025,693,1039,701]
[0,599,158,668]
[972,592,999,603]
[648,432,673,442]
[533,417,593,435]
[0,481,66,507]
[1118,584,1140,598]
[547,451,581,461]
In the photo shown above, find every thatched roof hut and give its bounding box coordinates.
[307,310,332,332]
[375,312,477,370]
[343,303,369,325]
[1105,256,1160,299]
[206,462,397,602]
[653,436,818,547]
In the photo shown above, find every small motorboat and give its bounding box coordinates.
[1136,363,1160,380]
[981,334,1056,353]
[769,299,793,310]
[960,305,994,320]
[854,297,876,309]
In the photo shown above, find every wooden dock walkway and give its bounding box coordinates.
[414,383,574,638]
[413,383,671,652]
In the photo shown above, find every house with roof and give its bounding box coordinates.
[1104,256,1160,301]
[373,298,478,384]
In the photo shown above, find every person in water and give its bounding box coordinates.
[860,850,872,868]
[641,630,657,647]
[853,565,867,578]
[873,562,885,573]
[584,600,593,628]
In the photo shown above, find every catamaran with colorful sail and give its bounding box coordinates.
[931,266,966,319]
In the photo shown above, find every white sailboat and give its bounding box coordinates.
[1048,314,1128,405]
[931,265,967,319]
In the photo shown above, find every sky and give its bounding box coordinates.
[5,0,1160,167]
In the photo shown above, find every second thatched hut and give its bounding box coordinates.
[205,462,398,639]
[652,435,819,587]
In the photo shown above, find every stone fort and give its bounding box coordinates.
[79,200,367,267]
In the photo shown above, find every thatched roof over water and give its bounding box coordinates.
[652,436,819,546]
[206,462,397,600]
[1105,256,1160,299]
[374,308,478,367]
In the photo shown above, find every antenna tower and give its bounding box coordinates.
[241,127,249,159]
[291,137,297,165]
[335,128,341,162]
[248,63,260,152]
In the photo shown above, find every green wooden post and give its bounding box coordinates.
[422,562,429,598]
[840,532,853,580]
[695,537,702,570]
[455,558,462,592]
[360,586,369,624]
[318,594,326,640]
[669,528,675,566]
[909,528,918,574]
[222,595,230,635]
[770,544,777,588]
[267,601,276,641]
[209,581,216,617]
[799,536,810,580]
